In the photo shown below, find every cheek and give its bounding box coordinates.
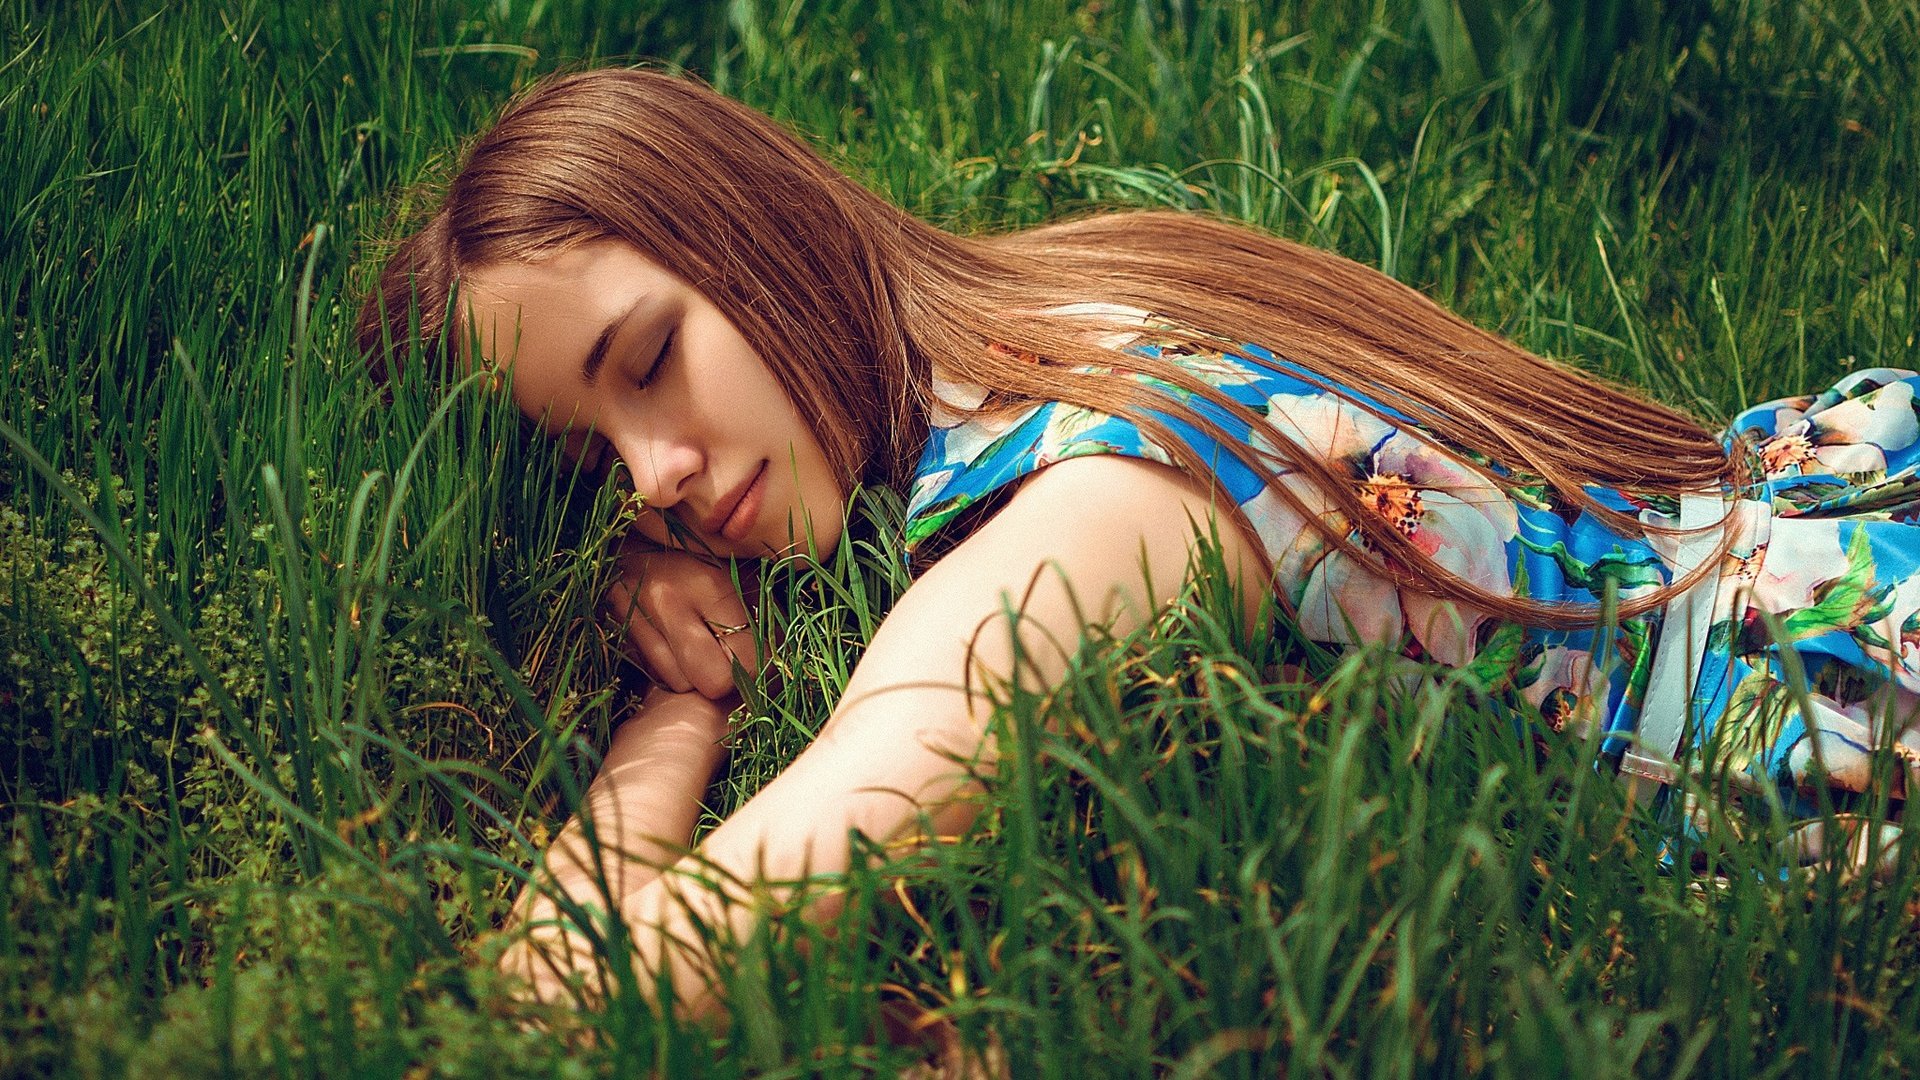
[788,428,838,498]
[805,460,850,536]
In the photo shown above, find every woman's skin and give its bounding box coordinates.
[466,240,845,695]
[464,239,1269,1013]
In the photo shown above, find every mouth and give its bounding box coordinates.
[707,461,768,541]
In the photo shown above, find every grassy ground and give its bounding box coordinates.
[4,0,1920,1075]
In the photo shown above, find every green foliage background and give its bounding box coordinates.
[3,0,1919,1075]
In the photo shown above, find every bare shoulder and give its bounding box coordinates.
[997,452,1246,521]
[907,454,1269,632]
[973,453,1262,558]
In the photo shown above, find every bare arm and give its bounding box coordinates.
[512,455,1267,1011]
[504,685,732,988]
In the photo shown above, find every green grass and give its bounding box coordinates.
[4,0,1920,1075]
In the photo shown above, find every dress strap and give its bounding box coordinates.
[1621,492,1728,804]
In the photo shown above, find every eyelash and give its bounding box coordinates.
[568,327,674,484]
[634,328,675,390]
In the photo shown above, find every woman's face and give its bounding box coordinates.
[464,239,846,557]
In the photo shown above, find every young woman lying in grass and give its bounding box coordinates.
[360,67,1920,1014]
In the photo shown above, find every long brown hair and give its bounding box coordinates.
[358,66,1737,630]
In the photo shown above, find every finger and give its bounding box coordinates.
[690,591,762,675]
[620,604,695,694]
[663,615,743,700]
[710,619,762,676]
[602,575,669,666]
[645,592,749,700]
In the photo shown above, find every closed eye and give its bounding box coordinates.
[634,327,675,390]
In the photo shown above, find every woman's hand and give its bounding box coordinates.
[605,543,761,700]
[504,456,1266,1020]
[589,455,1268,1015]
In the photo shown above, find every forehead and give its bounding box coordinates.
[463,241,651,355]
[461,241,664,413]
[462,238,652,353]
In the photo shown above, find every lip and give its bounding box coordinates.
[708,461,768,541]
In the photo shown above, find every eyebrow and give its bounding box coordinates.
[580,296,650,385]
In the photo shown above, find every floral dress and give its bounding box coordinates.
[904,330,1920,858]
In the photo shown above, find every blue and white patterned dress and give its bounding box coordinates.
[903,322,1920,845]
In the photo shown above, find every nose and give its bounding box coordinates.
[609,426,703,516]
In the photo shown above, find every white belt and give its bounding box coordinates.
[1621,492,1727,801]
